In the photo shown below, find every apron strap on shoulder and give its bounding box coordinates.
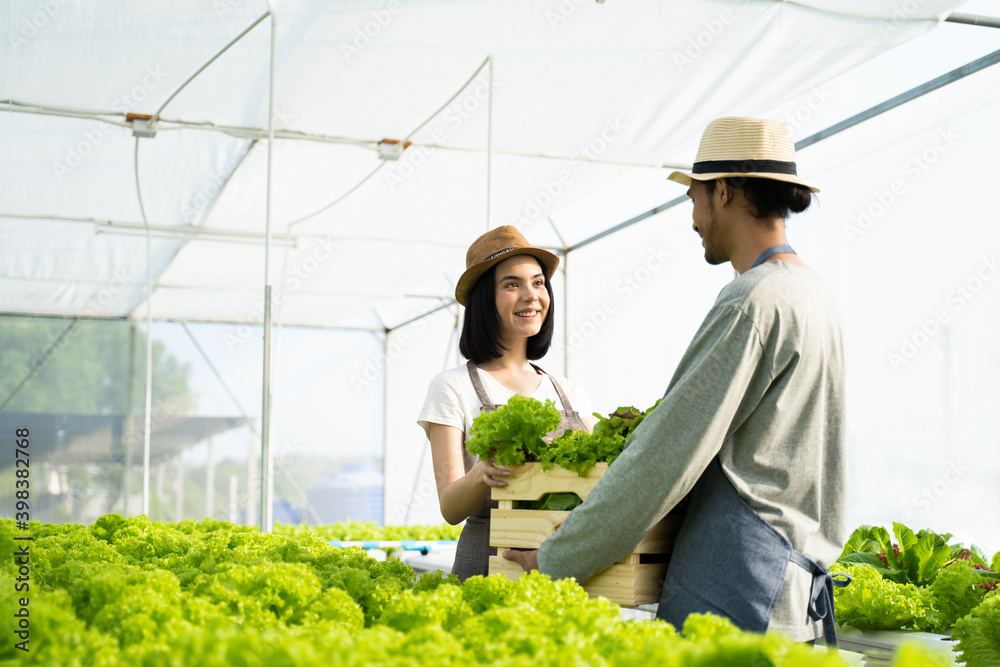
[466,360,496,412]
[530,363,576,413]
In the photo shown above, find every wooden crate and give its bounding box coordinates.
[487,462,680,606]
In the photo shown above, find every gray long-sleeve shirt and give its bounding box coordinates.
[537,261,847,641]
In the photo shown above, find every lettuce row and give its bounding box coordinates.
[0,514,930,666]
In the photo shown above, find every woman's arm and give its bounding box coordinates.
[428,422,510,525]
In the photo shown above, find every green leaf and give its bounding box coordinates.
[465,395,560,467]
[893,522,919,568]
[953,589,1000,666]
[836,552,905,580]
[833,564,926,631]
[838,525,892,561]
[537,493,582,512]
[890,524,951,587]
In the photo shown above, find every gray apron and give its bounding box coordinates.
[451,360,588,582]
[656,457,849,646]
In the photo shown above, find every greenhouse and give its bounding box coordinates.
[2,0,999,664]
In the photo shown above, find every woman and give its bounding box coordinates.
[417,225,596,581]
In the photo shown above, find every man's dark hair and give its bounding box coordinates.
[459,262,555,363]
[705,176,812,225]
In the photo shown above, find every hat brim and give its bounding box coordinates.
[455,248,560,306]
[668,170,819,193]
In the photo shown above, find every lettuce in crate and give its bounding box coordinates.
[465,395,560,466]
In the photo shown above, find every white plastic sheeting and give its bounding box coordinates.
[1,0,961,328]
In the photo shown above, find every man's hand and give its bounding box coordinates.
[502,549,539,573]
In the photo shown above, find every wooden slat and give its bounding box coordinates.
[487,558,668,606]
[491,462,608,502]
[486,462,679,607]
[489,509,568,549]
[634,514,682,554]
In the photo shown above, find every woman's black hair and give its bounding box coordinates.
[705,176,812,225]
[459,258,555,363]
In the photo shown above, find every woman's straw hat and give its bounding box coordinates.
[668,117,819,193]
[455,226,560,306]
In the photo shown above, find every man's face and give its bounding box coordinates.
[688,180,728,265]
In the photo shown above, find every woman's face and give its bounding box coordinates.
[493,255,549,342]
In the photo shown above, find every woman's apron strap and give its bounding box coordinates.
[529,363,575,413]
[466,360,496,412]
[530,364,588,435]
[788,551,852,648]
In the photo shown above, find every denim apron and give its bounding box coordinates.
[450,360,588,581]
[656,457,849,646]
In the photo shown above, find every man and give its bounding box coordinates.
[503,117,848,644]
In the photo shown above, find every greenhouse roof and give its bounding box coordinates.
[0,0,969,331]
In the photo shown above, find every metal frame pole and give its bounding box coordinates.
[259,5,277,533]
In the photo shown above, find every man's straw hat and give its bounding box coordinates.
[668,117,819,193]
[455,226,560,306]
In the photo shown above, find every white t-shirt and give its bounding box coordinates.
[417,363,594,442]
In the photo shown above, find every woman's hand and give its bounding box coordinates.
[480,457,511,488]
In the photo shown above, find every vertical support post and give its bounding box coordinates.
[247,419,258,527]
[175,453,185,521]
[486,54,494,231]
[124,324,136,516]
[229,475,239,523]
[381,332,389,526]
[563,254,569,376]
[142,321,153,516]
[155,461,166,516]
[205,436,215,518]
[259,5,277,534]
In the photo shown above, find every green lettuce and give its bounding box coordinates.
[833,564,926,631]
[923,560,993,633]
[465,394,560,466]
[953,592,1000,667]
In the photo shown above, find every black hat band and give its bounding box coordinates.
[692,159,797,175]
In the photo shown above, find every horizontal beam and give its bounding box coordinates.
[945,13,1000,30]
[796,47,1000,151]
[0,100,681,171]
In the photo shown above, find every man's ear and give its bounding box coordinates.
[716,178,734,206]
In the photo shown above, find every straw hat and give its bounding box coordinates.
[668,117,819,193]
[454,226,560,306]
